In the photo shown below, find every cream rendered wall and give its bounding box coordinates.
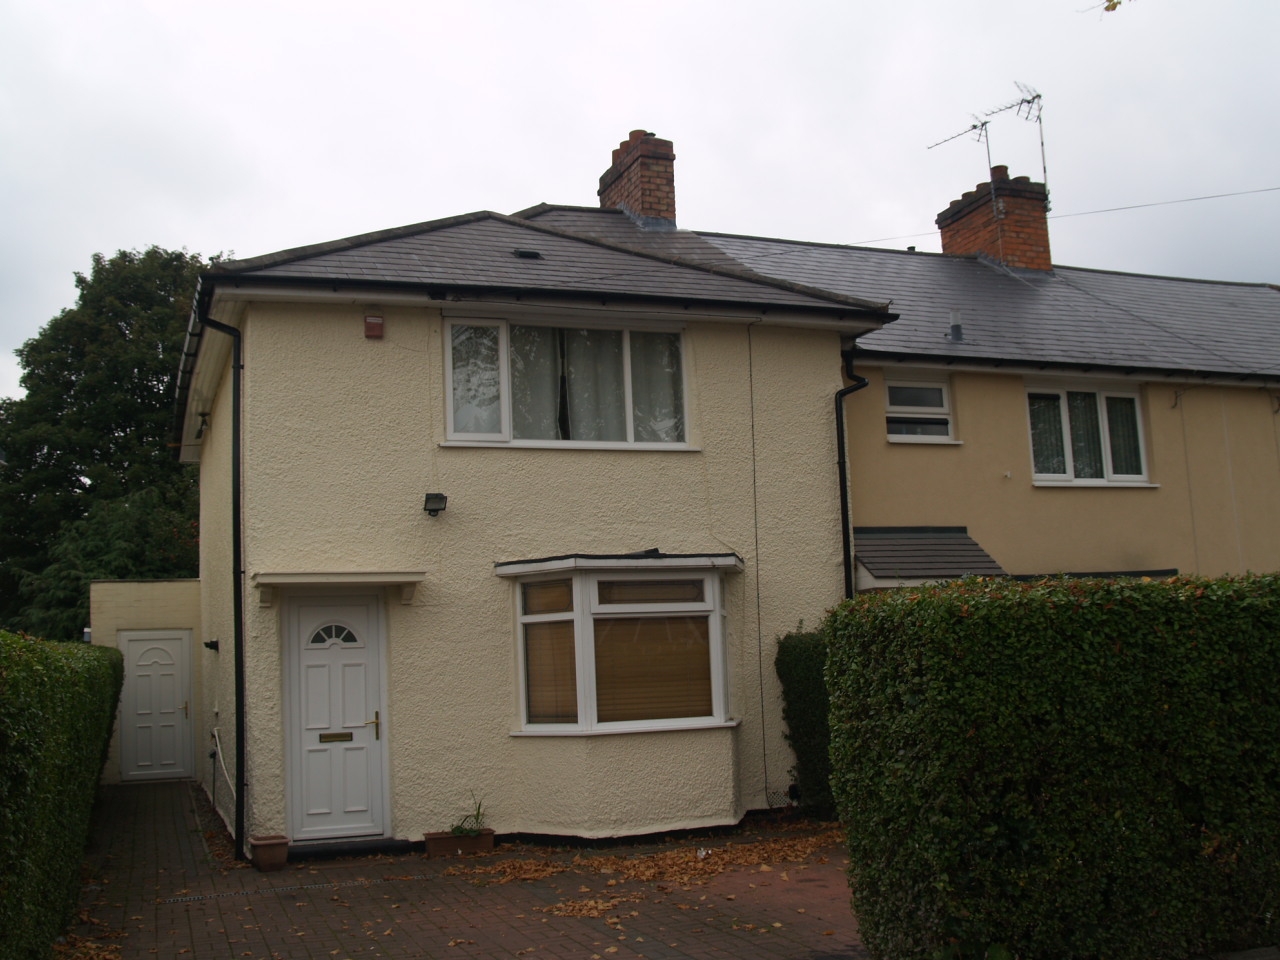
[223,303,846,840]
[89,579,202,784]
[197,353,239,830]
[848,365,1280,577]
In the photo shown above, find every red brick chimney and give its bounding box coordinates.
[936,166,1052,271]
[598,130,676,227]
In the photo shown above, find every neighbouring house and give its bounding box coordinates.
[92,130,1280,855]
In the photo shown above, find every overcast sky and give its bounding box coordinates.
[2,0,1276,400]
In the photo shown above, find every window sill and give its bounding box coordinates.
[510,718,741,737]
[886,436,962,445]
[1032,480,1160,488]
[441,440,701,452]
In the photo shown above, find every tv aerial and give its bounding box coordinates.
[929,83,1049,195]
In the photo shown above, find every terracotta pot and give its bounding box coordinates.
[423,828,495,858]
[248,834,290,872]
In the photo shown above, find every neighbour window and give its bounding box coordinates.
[516,572,725,732]
[1027,387,1146,483]
[885,378,953,441]
[447,320,686,446]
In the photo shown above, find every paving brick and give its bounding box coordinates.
[71,782,867,959]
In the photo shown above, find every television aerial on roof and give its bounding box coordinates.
[929,82,1050,203]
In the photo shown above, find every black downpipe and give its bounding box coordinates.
[200,316,247,862]
[836,348,869,600]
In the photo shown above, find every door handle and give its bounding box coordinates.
[364,710,380,740]
[183,700,189,719]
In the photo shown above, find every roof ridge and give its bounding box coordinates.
[500,213,892,314]
[208,210,502,275]
[704,229,1277,289]
[510,202,615,220]
[1054,262,1278,289]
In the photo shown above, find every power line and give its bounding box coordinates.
[1047,185,1280,220]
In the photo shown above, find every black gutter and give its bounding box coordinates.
[836,348,869,600]
[855,349,1280,386]
[199,315,247,862]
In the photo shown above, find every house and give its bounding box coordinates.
[516,152,1280,587]
[91,130,1280,855]
[96,131,896,853]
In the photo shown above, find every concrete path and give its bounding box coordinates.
[68,782,867,960]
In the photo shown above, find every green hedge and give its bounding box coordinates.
[826,576,1280,960]
[0,632,123,960]
[775,625,834,816]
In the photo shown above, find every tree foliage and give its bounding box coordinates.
[0,247,206,638]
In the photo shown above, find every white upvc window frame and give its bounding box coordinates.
[502,561,734,735]
[884,376,958,443]
[444,317,690,450]
[1026,383,1149,485]
[444,318,510,442]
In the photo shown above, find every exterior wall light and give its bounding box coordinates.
[423,493,448,517]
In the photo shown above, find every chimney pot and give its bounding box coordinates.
[991,165,1009,182]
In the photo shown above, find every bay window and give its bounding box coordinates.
[502,562,733,733]
[1027,386,1146,483]
[447,320,686,446]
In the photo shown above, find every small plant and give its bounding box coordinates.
[450,792,486,836]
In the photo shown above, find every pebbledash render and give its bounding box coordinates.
[146,130,890,851]
[91,129,1280,855]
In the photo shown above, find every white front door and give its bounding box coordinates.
[286,595,387,841]
[119,630,193,780]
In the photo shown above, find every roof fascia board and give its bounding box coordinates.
[177,302,243,462]
[205,279,885,334]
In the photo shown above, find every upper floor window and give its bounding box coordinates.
[885,378,954,442]
[447,320,686,446]
[1027,387,1146,483]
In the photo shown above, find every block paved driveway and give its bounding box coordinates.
[69,782,868,960]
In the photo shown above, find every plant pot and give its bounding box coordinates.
[248,834,290,872]
[424,828,495,858]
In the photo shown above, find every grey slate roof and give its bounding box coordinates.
[206,210,888,317]
[521,205,1280,380]
[854,527,1007,579]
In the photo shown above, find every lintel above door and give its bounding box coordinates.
[252,572,427,607]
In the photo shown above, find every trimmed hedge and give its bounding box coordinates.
[775,625,834,816]
[0,631,123,960]
[827,576,1280,960]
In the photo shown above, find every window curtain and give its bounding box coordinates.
[1028,393,1067,475]
[1106,396,1143,475]
[630,332,685,442]
[510,326,561,439]
[1067,391,1105,478]
[511,326,625,440]
[450,325,501,434]
[565,328,625,441]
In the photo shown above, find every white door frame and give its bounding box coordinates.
[118,629,194,780]
[283,592,391,842]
